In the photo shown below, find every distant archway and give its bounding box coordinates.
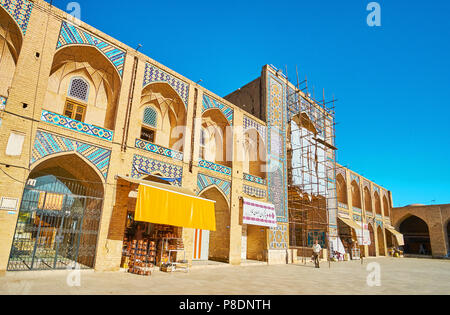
[399,215,431,255]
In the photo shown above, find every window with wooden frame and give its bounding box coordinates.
[140,107,157,143]
[64,99,87,122]
[63,77,90,122]
[140,126,155,143]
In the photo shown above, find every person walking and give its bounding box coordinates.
[312,240,322,268]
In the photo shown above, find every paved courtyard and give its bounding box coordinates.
[0,257,449,295]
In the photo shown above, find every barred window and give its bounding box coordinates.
[143,107,157,128]
[68,77,89,102]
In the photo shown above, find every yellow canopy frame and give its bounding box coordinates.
[134,183,216,231]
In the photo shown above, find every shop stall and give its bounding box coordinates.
[337,217,363,260]
[117,176,216,275]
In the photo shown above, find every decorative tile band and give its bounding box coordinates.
[135,139,183,161]
[267,72,288,223]
[143,63,189,109]
[197,173,231,200]
[56,21,126,77]
[243,173,266,185]
[366,211,373,217]
[202,94,233,125]
[338,202,348,209]
[350,173,360,184]
[0,0,33,35]
[307,230,326,248]
[336,167,346,178]
[338,210,350,218]
[131,154,182,186]
[353,214,362,222]
[353,206,362,214]
[31,131,111,179]
[269,223,288,250]
[243,115,266,140]
[198,159,232,176]
[41,110,113,141]
[0,96,6,110]
[243,185,266,198]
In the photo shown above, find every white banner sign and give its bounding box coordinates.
[356,222,371,246]
[242,198,277,228]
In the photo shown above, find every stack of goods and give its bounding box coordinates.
[160,263,175,273]
[127,240,155,276]
[150,224,181,239]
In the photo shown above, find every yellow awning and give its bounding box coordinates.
[134,182,216,231]
[386,226,405,246]
[338,216,362,232]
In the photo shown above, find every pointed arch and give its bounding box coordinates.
[291,111,317,135]
[364,186,372,213]
[30,151,106,187]
[382,194,390,218]
[44,45,122,130]
[368,223,376,256]
[374,191,382,216]
[139,82,187,151]
[0,6,25,98]
[201,107,233,168]
[199,186,231,262]
[0,5,24,61]
[351,180,362,209]
[243,127,267,180]
[377,225,385,256]
[336,173,348,206]
[399,215,431,255]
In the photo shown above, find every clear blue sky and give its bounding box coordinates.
[52,0,450,207]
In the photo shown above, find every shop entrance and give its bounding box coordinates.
[193,187,230,262]
[8,154,104,271]
[337,218,359,259]
[115,176,216,273]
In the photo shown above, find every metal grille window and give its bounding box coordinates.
[68,77,90,102]
[143,107,157,128]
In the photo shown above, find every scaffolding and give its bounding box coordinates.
[285,69,338,266]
